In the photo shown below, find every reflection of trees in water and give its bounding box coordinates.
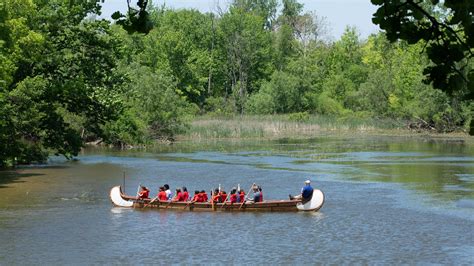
[356,162,473,201]
[137,136,473,202]
[0,171,45,189]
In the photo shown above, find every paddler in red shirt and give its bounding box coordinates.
[138,185,150,199]
[200,190,208,202]
[157,186,167,201]
[211,189,220,203]
[191,190,200,202]
[220,190,228,202]
[172,188,184,202]
[239,189,245,203]
[229,188,238,203]
[182,187,189,201]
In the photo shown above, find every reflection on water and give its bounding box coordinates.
[0,136,473,264]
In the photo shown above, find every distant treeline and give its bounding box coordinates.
[0,0,472,167]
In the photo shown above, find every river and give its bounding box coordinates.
[0,136,473,264]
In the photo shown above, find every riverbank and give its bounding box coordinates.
[177,114,472,141]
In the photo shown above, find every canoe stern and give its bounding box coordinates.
[296,189,324,211]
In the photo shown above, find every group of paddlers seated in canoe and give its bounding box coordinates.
[137,179,315,204]
[137,183,264,204]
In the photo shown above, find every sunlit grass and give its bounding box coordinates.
[179,114,408,140]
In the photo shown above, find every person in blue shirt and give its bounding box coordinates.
[247,184,263,203]
[289,180,314,203]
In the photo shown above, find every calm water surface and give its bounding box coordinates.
[0,136,473,264]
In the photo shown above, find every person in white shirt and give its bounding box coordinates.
[164,184,172,200]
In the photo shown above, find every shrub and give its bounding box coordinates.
[288,112,310,122]
[314,92,347,115]
[204,96,234,116]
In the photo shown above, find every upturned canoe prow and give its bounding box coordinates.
[109,185,134,207]
[296,189,325,212]
[109,185,324,212]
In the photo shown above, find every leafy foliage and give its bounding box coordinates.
[371,0,473,100]
[111,0,152,34]
[0,0,123,166]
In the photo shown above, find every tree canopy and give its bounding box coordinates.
[0,0,124,166]
[371,0,473,100]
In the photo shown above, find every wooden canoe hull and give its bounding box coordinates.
[109,186,324,212]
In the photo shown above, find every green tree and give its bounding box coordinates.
[371,0,473,99]
[111,0,152,34]
[247,70,302,114]
[144,9,214,106]
[103,65,194,146]
[0,0,124,166]
[219,2,274,113]
[231,0,279,29]
[372,0,473,134]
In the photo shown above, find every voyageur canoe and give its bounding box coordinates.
[109,185,325,212]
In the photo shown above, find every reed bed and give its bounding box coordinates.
[180,114,404,140]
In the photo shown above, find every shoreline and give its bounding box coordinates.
[176,115,473,143]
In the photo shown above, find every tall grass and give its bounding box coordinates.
[180,114,406,140]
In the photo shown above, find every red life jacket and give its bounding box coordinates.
[176,192,186,202]
[138,189,149,199]
[239,192,245,202]
[182,191,189,201]
[192,194,199,202]
[230,194,237,203]
[158,191,167,201]
[197,193,204,202]
[220,193,227,202]
[201,193,208,202]
[212,195,220,203]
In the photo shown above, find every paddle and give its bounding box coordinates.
[144,196,158,208]
[122,171,126,194]
[135,184,141,200]
[164,189,175,209]
[237,184,240,203]
[211,189,215,211]
[183,194,197,210]
[164,199,173,209]
[220,185,238,209]
[183,201,194,209]
[238,183,255,210]
[220,192,230,209]
[165,191,177,209]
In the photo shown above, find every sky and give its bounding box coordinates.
[100,0,380,39]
